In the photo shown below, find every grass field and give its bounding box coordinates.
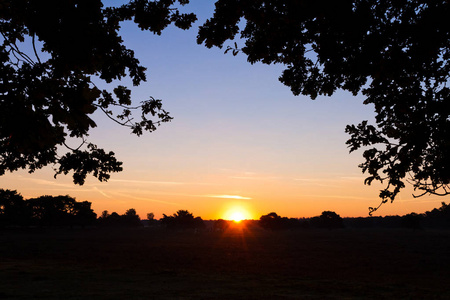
[1,225,450,299]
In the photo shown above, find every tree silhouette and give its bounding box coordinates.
[197,1,450,211]
[401,212,422,230]
[259,212,301,230]
[146,212,157,226]
[161,209,205,229]
[97,209,142,227]
[422,202,450,228]
[213,219,229,231]
[0,0,196,184]
[312,211,344,229]
[122,208,142,227]
[0,190,96,227]
[0,189,28,227]
[107,212,122,226]
[26,195,97,227]
[71,200,97,227]
[27,195,72,226]
[100,210,110,220]
[259,212,283,230]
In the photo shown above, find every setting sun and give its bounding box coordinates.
[229,211,245,222]
[223,205,252,222]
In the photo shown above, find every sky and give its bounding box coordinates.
[0,1,446,220]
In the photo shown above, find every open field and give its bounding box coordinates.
[1,225,450,299]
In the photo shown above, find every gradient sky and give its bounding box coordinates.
[0,1,446,220]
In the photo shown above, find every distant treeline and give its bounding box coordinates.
[258,203,450,230]
[1,189,450,230]
[258,211,344,230]
[0,189,207,229]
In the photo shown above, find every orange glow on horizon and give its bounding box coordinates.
[229,211,245,222]
[222,204,253,222]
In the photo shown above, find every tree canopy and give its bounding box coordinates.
[197,0,450,212]
[0,0,196,184]
[97,208,142,227]
[0,189,97,227]
[161,209,205,229]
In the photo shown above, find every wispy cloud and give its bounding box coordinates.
[293,176,365,187]
[300,194,373,201]
[92,186,112,198]
[109,178,218,186]
[293,178,339,188]
[110,191,180,205]
[109,179,185,185]
[394,196,442,204]
[23,177,76,189]
[294,178,320,182]
[230,176,280,181]
[204,195,252,200]
[339,176,364,182]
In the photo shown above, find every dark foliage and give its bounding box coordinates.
[0,189,28,226]
[0,189,96,227]
[0,0,196,184]
[401,212,422,230]
[257,209,450,230]
[97,208,142,227]
[160,209,205,229]
[259,212,304,230]
[421,202,450,228]
[197,0,450,211]
[213,218,229,231]
[313,211,344,229]
[259,211,345,230]
[144,212,158,226]
[122,208,142,227]
[342,203,450,229]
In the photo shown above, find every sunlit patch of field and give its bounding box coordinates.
[1,226,450,299]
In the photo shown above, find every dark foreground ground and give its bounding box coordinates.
[1,225,450,299]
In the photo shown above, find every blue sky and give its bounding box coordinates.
[1,0,445,219]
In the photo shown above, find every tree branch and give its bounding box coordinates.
[32,34,41,64]
[63,137,87,152]
[96,105,133,127]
